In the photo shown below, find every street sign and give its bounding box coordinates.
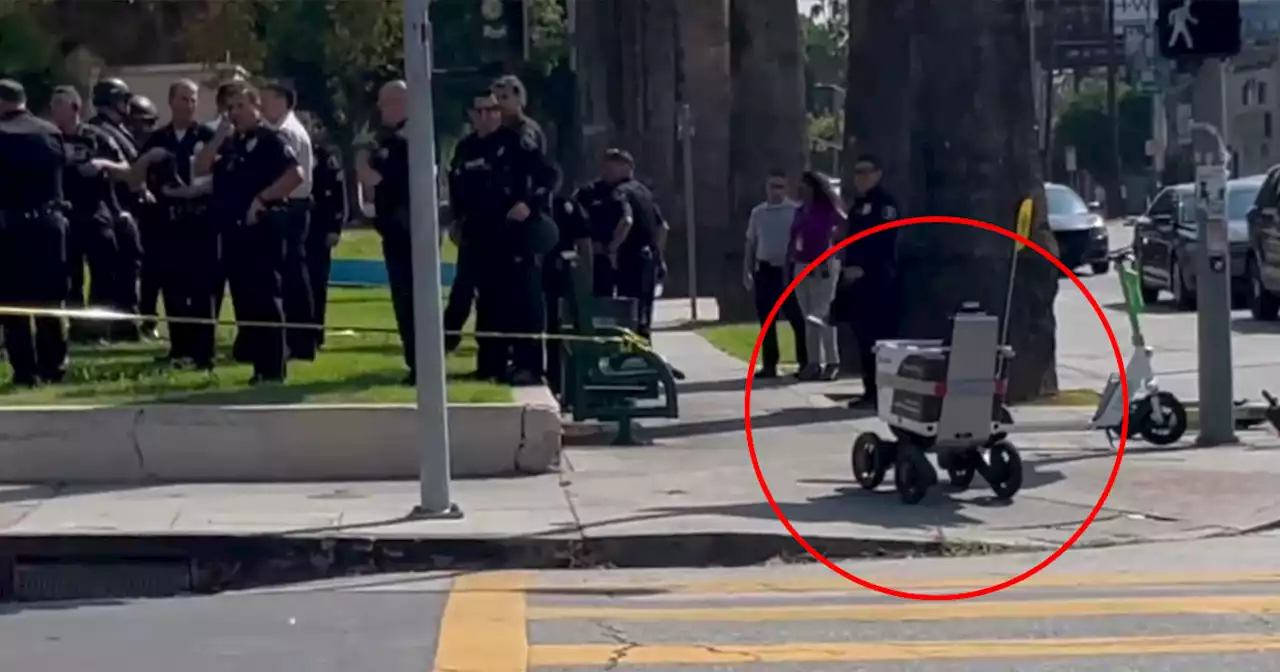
[1157,0,1241,60]
[1055,37,1128,69]
[1196,163,1229,255]
[1065,145,1078,172]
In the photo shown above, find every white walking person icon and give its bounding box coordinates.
[1168,0,1199,50]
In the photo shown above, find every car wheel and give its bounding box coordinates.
[1171,257,1196,310]
[1090,261,1110,275]
[1250,257,1280,321]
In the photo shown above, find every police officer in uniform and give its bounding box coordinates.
[450,89,557,385]
[49,86,128,344]
[127,94,165,338]
[87,78,145,341]
[134,80,218,369]
[838,153,901,409]
[0,80,70,386]
[543,168,592,396]
[194,82,304,384]
[356,80,415,383]
[577,149,668,340]
[442,75,546,354]
[307,127,347,351]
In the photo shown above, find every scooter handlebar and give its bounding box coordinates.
[1106,247,1135,262]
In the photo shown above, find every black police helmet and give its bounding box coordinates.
[91,77,131,108]
[129,94,158,121]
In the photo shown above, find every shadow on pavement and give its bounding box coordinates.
[643,405,875,440]
[1231,315,1280,335]
[1102,300,1182,315]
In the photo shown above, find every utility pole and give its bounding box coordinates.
[1105,0,1121,217]
[1190,63,1237,446]
[403,0,462,517]
[1156,0,1243,446]
[1041,0,1057,179]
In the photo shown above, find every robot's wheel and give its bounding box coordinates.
[851,432,889,490]
[983,440,1023,500]
[893,442,936,505]
[1135,391,1188,446]
[946,450,979,491]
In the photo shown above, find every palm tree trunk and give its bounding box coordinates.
[845,0,1060,402]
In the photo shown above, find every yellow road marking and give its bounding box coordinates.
[431,571,529,672]
[538,570,1280,596]
[528,633,1280,666]
[529,592,1280,622]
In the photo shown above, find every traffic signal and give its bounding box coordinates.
[1157,0,1241,60]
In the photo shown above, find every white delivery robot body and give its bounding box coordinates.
[851,303,1023,504]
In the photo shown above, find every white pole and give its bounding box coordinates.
[679,104,698,321]
[403,0,458,516]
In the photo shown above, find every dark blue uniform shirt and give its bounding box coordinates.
[0,110,66,211]
[210,123,298,227]
[61,122,121,222]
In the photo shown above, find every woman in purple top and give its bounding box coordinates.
[789,171,846,381]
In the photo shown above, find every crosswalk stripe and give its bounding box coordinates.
[528,592,1280,622]
[534,570,1280,596]
[527,634,1280,666]
[432,571,530,672]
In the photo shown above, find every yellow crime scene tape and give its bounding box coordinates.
[0,305,655,353]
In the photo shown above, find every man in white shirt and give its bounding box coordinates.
[261,81,319,360]
[743,170,809,378]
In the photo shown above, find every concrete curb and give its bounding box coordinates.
[0,531,1038,602]
[0,386,562,484]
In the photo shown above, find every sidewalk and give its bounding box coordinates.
[4,328,1280,583]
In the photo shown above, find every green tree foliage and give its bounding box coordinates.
[0,0,71,108]
[1052,86,1153,181]
[803,0,846,104]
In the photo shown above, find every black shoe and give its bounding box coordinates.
[847,395,877,410]
[821,364,841,381]
[795,364,821,381]
[39,369,66,385]
[192,359,215,372]
[509,369,544,387]
[401,372,416,386]
[249,374,285,386]
[756,368,779,379]
[11,375,37,389]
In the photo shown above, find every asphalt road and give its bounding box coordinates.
[4,534,1280,671]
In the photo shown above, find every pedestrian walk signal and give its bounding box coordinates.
[1157,0,1241,60]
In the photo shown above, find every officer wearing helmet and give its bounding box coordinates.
[87,77,145,341]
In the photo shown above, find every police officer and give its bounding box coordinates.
[356,80,414,384]
[449,89,557,385]
[133,79,218,369]
[49,86,127,344]
[87,78,144,341]
[0,80,70,386]
[543,168,592,396]
[577,149,668,340]
[491,74,547,153]
[127,93,165,339]
[307,125,347,352]
[839,153,901,409]
[194,81,305,385]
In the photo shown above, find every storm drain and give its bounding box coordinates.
[12,561,193,602]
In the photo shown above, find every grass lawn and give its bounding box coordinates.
[696,322,1099,406]
[333,227,458,264]
[0,284,510,407]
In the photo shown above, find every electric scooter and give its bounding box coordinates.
[1088,247,1188,446]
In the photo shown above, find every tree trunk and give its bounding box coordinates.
[845,0,1060,402]
[839,0,917,374]
[712,0,806,323]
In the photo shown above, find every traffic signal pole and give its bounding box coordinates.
[1190,57,1238,446]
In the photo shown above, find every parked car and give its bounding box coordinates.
[1044,182,1110,274]
[1245,166,1280,320]
[1130,177,1257,310]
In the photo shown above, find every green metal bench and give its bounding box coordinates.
[556,253,679,445]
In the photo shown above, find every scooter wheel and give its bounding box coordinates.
[851,432,888,490]
[985,440,1023,500]
[947,450,978,490]
[894,443,934,505]
[1138,391,1188,446]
